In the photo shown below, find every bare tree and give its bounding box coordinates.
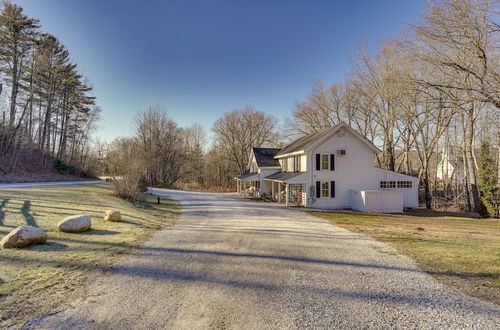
[134,106,186,188]
[410,0,499,212]
[212,106,279,174]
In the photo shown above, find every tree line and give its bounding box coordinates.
[0,2,100,177]
[9,0,493,216]
[113,0,498,216]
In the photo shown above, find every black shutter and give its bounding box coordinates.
[331,181,335,198]
[316,154,321,170]
[316,181,321,198]
[330,154,335,171]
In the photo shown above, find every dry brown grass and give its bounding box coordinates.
[308,209,500,305]
[0,183,180,328]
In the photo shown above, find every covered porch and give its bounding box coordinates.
[234,172,260,198]
[263,172,308,207]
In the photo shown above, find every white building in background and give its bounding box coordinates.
[436,144,464,182]
[235,122,419,213]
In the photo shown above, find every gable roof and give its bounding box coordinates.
[252,147,281,167]
[275,127,332,157]
[275,122,380,157]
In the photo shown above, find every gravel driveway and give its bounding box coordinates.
[27,189,499,329]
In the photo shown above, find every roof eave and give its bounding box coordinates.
[274,150,305,159]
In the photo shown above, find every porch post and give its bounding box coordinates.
[278,183,282,203]
[271,181,275,201]
[243,181,246,198]
[285,184,289,206]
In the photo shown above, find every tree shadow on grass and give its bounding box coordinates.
[75,229,119,236]
[118,219,149,228]
[28,241,69,252]
[0,198,9,225]
[21,201,37,227]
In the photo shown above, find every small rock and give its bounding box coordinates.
[0,226,48,248]
[417,227,425,231]
[104,210,121,222]
[58,215,91,233]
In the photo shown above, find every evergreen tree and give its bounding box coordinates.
[0,2,39,127]
[477,141,499,217]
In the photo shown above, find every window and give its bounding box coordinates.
[380,181,396,189]
[397,181,412,188]
[380,181,413,189]
[294,156,301,172]
[321,182,329,197]
[321,155,329,170]
[282,158,287,171]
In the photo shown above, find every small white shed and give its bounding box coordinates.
[350,189,404,213]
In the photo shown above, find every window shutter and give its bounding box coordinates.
[316,154,321,170]
[330,154,335,171]
[330,181,335,198]
[316,181,321,198]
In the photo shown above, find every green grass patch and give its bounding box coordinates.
[307,210,500,305]
[0,183,180,328]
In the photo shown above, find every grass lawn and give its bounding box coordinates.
[308,210,500,305]
[0,183,180,328]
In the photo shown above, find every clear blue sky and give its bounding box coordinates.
[14,0,423,142]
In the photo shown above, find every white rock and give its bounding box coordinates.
[104,210,121,222]
[0,226,48,248]
[58,215,91,233]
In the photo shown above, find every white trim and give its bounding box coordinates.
[274,150,305,159]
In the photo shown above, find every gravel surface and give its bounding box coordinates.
[26,189,499,329]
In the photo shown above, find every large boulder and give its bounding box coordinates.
[104,210,121,222]
[0,226,48,248]
[58,215,91,233]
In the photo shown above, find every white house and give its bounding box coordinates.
[235,147,281,198]
[235,122,419,213]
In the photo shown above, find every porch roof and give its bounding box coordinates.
[263,171,307,183]
[234,172,259,182]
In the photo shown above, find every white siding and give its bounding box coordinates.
[286,157,293,172]
[352,190,404,213]
[300,155,307,172]
[259,168,280,194]
[309,129,376,209]
[372,168,419,208]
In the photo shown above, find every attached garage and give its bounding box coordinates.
[350,189,404,213]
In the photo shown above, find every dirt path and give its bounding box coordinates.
[26,189,499,329]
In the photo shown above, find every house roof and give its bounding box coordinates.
[252,147,281,167]
[275,127,332,157]
[275,122,380,157]
[234,172,259,181]
[263,171,306,183]
[374,167,420,181]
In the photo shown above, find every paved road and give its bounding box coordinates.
[27,189,499,329]
[0,180,103,189]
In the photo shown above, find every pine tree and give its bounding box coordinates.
[477,142,499,217]
[0,2,39,127]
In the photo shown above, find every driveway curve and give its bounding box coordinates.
[28,189,499,329]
